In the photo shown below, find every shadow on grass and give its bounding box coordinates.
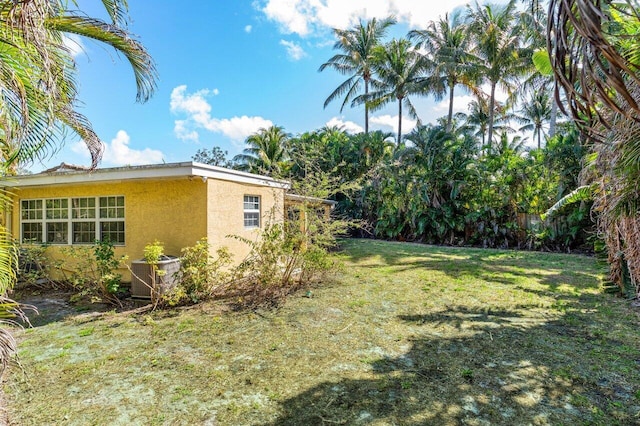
[338,239,603,293]
[265,302,639,425]
[265,242,632,424]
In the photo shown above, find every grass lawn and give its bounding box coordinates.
[4,239,640,425]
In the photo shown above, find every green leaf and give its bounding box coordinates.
[542,184,595,221]
[532,49,553,76]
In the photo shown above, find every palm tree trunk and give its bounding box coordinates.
[537,128,541,150]
[447,83,455,132]
[549,98,558,138]
[487,82,496,152]
[365,78,369,134]
[398,99,402,144]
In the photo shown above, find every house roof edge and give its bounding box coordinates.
[3,161,291,189]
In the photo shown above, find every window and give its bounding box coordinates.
[20,196,125,245]
[21,200,42,243]
[72,222,95,244]
[21,223,42,244]
[243,195,260,228]
[101,221,125,245]
[45,199,68,220]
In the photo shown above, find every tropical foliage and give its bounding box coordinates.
[547,0,640,296]
[233,125,290,176]
[356,38,428,144]
[220,1,640,299]
[319,17,396,134]
[0,0,156,370]
[409,12,476,131]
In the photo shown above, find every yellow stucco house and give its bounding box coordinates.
[4,162,291,280]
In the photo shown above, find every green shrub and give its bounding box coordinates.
[51,240,123,305]
[230,199,345,308]
[17,245,55,288]
[165,239,233,306]
[140,240,166,306]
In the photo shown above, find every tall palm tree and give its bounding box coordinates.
[356,38,427,144]
[319,17,396,134]
[409,12,477,131]
[459,93,512,151]
[466,0,530,149]
[517,89,552,149]
[233,126,290,176]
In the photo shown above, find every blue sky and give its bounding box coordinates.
[37,0,508,171]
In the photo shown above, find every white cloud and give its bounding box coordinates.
[71,130,164,166]
[174,120,199,142]
[63,34,85,58]
[209,115,274,141]
[370,114,417,135]
[170,85,273,142]
[245,24,253,33]
[280,39,307,60]
[326,117,363,134]
[103,130,164,166]
[260,0,474,36]
[433,95,475,114]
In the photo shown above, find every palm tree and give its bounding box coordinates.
[459,93,512,151]
[409,12,477,131]
[233,126,290,176]
[0,0,156,372]
[518,2,563,138]
[547,0,640,296]
[319,17,396,133]
[0,0,157,170]
[494,130,527,156]
[517,89,552,149]
[466,0,530,149]
[356,38,427,144]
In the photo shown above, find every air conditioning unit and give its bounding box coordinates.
[130,256,180,299]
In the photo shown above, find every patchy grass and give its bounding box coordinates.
[5,239,640,425]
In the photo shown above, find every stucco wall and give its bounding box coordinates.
[12,177,208,280]
[206,180,284,264]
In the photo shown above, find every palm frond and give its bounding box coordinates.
[542,184,595,221]
[46,15,157,102]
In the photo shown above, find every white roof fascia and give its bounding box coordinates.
[3,162,290,190]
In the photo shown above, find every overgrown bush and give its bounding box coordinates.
[17,245,55,288]
[164,239,233,306]
[53,239,123,305]
[229,219,332,308]
[228,172,350,308]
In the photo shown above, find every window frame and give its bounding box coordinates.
[20,196,126,245]
[243,195,261,229]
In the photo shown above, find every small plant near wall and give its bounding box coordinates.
[93,239,123,302]
[34,239,125,306]
[143,240,166,307]
[57,246,94,291]
[164,238,233,306]
[17,244,55,288]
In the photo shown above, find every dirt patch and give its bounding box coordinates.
[13,288,147,328]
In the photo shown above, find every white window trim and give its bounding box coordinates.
[243,195,261,229]
[20,196,125,245]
